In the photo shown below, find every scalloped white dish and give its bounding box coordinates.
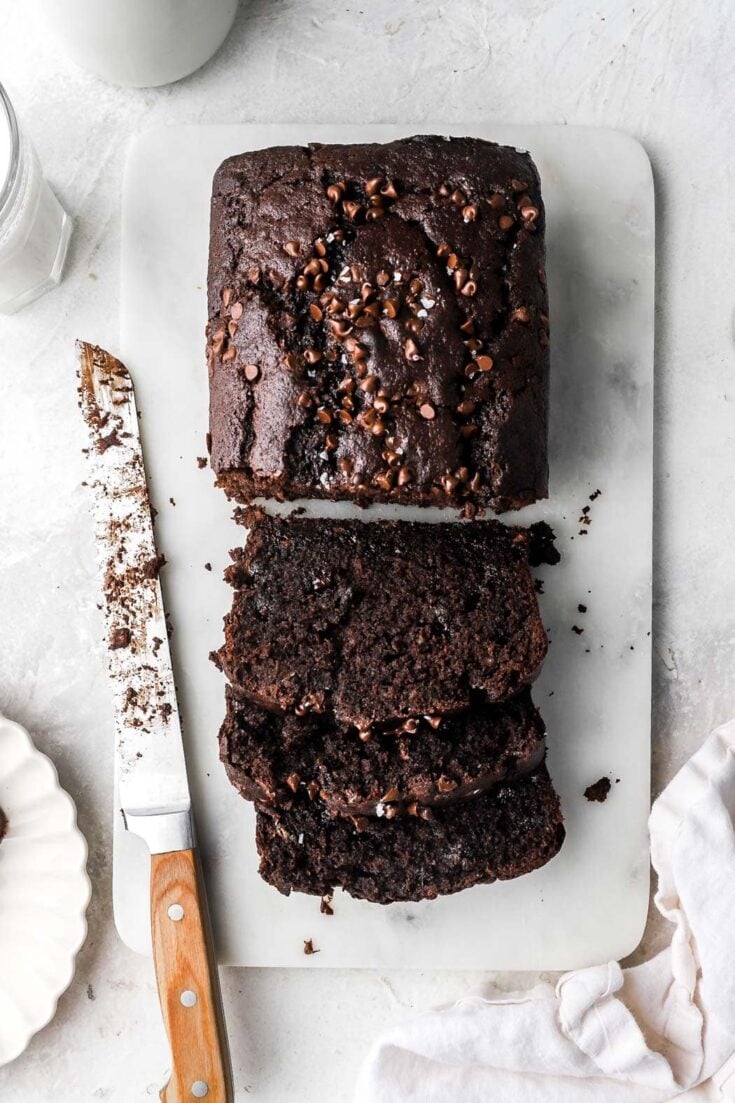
[0,715,90,1066]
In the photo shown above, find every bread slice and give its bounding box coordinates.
[255,764,564,904]
[215,509,547,730]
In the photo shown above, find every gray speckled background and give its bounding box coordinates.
[1,0,734,1098]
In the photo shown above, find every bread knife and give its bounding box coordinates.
[78,341,233,1103]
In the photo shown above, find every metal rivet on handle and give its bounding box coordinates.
[191,1082,209,1098]
[180,989,197,1007]
[167,903,184,921]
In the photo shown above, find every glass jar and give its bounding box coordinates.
[0,82,72,315]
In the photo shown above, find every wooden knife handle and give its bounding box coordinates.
[150,848,233,1103]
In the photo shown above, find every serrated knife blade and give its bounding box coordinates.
[78,341,232,1103]
[78,340,190,835]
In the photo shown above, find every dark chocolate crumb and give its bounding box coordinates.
[572,625,584,635]
[584,777,611,803]
[589,488,602,501]
[169,497,176,507]
[526,522,561,567]
[578,603,587,613]
[303,939,320,955]
[534,578,544,594]
[86,984,95,1001]
[141,553,166,579]
[205,562,212,572]
[197,456,208,469]
[320,894,334,916]
[98,429,122,452]
[109,627,131,649]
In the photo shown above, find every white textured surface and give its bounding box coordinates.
[117,122,653,970]
[0,0,734,1098]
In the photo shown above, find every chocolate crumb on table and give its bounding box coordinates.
[303,939,319,955]
[207,135,549,512]
[320,895,334,916]
[0,808,7,843]
[197,456,208,469]
[584,777,612,803]
[204,562,212,572]
[571,625,584,635]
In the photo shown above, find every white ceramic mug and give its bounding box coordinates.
[36,0,239,88]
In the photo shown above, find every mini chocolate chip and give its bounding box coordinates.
[450,188,466,205]
[460,423,479,438]
[244,363,259,381]
[304,348,322,365]
[285,772,300,793]
[316,408,332,425]
[520,204,539,222]
[222,347,236,362]
[419,402,435,420]
[283,240,301,257]
[475,354,494,372]
[283,352,300,372]
[309,303,324,322]
[383,299,398,319]
[381,180,398,199]
[374,396,390,415]
[404,338,422,362]
[456,399,476,416]
[326,182,345,204]
[296,274,309,291]
[498,214,515,230]
[337,456,354,474]
[436,242,451,257]
[397,466,414,486]
[446,252,459,270]
[441,473,459,493]
[343,200,364,221]
[460,279,477,297]
[374,471,394,491]
[230,301,243,320]
[222,288,234,307]
[512,306,531,323]
[365,175,384,196]
[297,391,312,408]
[376,270,391,286]
[462,203,478,221]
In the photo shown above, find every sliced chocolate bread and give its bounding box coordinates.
[215,509,547,729]
[220,685,546,818]
[255,763,564,904]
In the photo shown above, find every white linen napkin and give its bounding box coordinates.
[356,719,735,1102]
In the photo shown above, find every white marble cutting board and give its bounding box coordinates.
[118,124,653,969]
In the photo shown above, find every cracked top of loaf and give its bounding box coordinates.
[207,134,549,512]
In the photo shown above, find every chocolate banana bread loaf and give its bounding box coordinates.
[219,684,546,818]
[214,509,548,730]
[256,763,564,904]
[207,134,549,512]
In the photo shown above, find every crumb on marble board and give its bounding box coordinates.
[584,777,612,803]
